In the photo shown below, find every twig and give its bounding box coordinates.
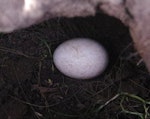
[0,46,39,59]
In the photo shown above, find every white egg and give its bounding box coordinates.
[53,38,108,79]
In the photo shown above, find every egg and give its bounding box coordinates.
[53,38,108,79]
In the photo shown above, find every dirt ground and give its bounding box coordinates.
[0,13,149,119]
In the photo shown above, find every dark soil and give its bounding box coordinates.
[0,13,149,119]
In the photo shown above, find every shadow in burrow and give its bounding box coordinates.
[0,13,146,119]
[0,13,136,89]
